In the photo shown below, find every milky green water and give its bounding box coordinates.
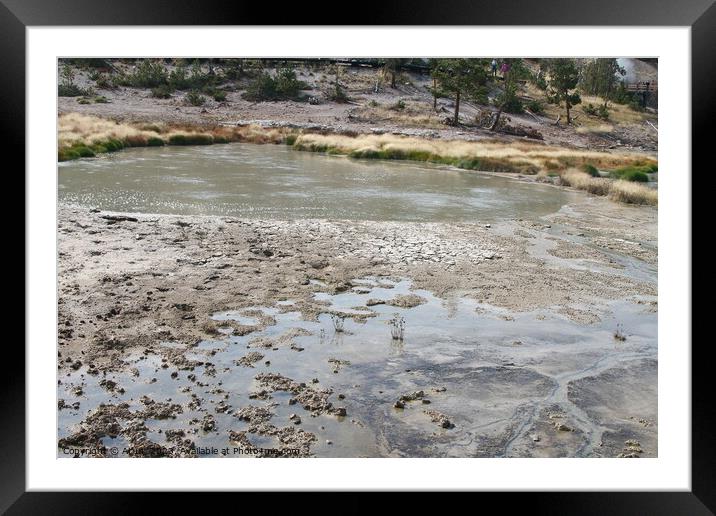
[58,143,580,222]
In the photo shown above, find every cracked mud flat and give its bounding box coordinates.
[57,188,657,458]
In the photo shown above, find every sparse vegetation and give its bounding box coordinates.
[583,103,610,120]
[391,99,406,111]
[389,315,405,341]
[151,85,173,99]
[614,323,627,341]
[59,63,91,97]
[186,90,206,106]
[243,67,308,102]
[331,314,346,333]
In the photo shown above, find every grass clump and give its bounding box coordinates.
[580,163,600,177]
[168,133,213,145]
[609,180,657,205]
[559,169,611,196]
[608,165,651,182]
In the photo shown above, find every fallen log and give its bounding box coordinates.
[524,109,541,122]
[101,215,139,223]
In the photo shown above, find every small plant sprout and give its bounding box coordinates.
[614,323,627,341]
[390,314,405,341]
[331,314,346,333]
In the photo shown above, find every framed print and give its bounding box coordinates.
[8,0,711,511]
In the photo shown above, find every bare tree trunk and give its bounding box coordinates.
[391,72,396,88]
[566,99,571,124]
[433,78,437,110]
[453,89,460,125]
[490,106,503,131]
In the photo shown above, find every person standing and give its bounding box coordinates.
[491,59,498,77]
[500,61,510,79]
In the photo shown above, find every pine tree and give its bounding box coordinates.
[545,59,582,124]
[579,58,626,107]
[431,58,488,125]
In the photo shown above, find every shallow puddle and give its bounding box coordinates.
[58,277,657,458]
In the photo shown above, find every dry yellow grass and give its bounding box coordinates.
[293,132,653,172]
[58,113,159,148]
[575,124,614,134]
[559,169,611,195]
[609,180,658,205]
[351,101,445,129]
[58,113,292,152]
[558,169,657,205]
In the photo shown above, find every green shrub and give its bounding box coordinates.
[243,67,307,101]
[472,85,490,105]
[584,103,609,120]
[147,136,165,146]
[93,96,110,103]
[168,66,191,90]
[128,60,168,88]
[391,99,406,111]
[151,85,173,98]
[628,99,645,112]
[326,83,350,103]
[284,134,298,146]
[94,73,113,89]
[526,99,544,114]
[76,97,91,104]
[186,90,206,106]
[212,90,227,102]
[581,163,600,177]
[59,84,89,97]
[498,94,524,114]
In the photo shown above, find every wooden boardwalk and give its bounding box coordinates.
[624,81,658,92]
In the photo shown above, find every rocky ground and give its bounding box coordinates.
[57,194,657,458]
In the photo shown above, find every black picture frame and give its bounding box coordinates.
[7,0,710,512]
